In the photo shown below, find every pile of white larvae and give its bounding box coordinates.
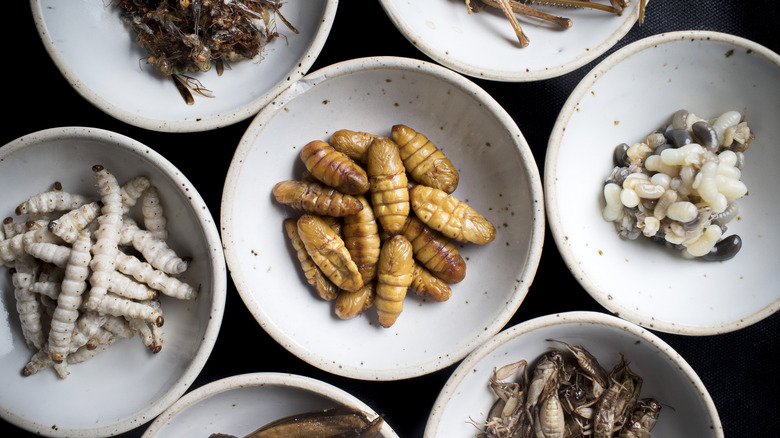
[602,109,753,260]
[1,164,196,378]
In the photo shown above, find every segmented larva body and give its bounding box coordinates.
[13,256,44,350]
[0,223,60,267]
[131,229,189,275]
[48,202,101,244]
[142,185,168,241]
[375,235,414,328]
[410,185,496,245]
[121,176,151,213]
[25,241,72,268]
[94,293,164,327]
[343,195,381,282]
[300,140,370,195]
[115,252,196,300]
[49,231,92,363]
[410,262,452,302]
[29,280,61,300]
[130,316,164,353]
[283,218,339,301]
[109,271,159,300]
[400,215,466,284]
[273,179,365,217]
[391,124,459,194]
[335,281,376,320]
[15,188,89,216]
[296,214,364,293]
[367,137,410,235]
[329,129,377,163]
[85,165,123,311]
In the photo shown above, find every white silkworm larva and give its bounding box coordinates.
[108,270,158,300]
[142,185,168,240]
[94,293,164,327]
[132,231,188,275]
[15,189,89,216]
[129,317,163,353]
[121,176,151,213]
[1,224,60,266]
[49,231,92,363]
[29,280,61,300]
[85,165,123,311]
[48,202,101,244]
[25,241,72,268]
[12,256,44,350]
[115,252,196,300]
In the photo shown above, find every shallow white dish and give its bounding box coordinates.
[221,56,544,380]
[545,31,780,335]
[142,372,397,437]
[0,127,226,436]
[31,0,337,132]
[425,311,722,437]
[379,0,644,82]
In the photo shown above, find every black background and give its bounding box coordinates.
[3,1,779,436]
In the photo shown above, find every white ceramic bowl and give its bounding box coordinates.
[545,31,780,335]
[141,372,398,437]
[221,56,544,380]
[425,311,722,437]
[379,0,644,81]
[31,0,337,132]
[0,127,226,436]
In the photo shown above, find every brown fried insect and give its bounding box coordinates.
[366,137,410,235]
[409,185,496,244]
[343,195,381,282]
[400,215,466,284]
[375,235,414,328]
[391,124,460,193]
[300,140,369,195]
[283,219,339,301]
[409,262,452,302]
[335,281,376,320]
[330,129,378,164]
[296,214,363,293]
[273,179,365,217]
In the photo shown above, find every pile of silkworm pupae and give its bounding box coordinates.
[602,109,753,260]
[477,340,661,438]
[272,124,496,328]
[1,165,197,378]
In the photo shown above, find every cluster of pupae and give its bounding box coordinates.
[273,125,496,328]
[1,165,197,378]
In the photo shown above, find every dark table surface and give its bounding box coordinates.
[4,0,779,436]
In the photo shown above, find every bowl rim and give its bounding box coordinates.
[29,0,339,133]
[220,55,546,380]
[377,0,645,82]
[424,310,724,438]
[0,126,227,437]
[544,30,780,336]
[140,372,399,437]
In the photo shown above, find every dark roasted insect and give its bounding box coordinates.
[210,406,383,438]
[117,0,298,104]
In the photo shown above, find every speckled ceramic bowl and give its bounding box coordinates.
[31,0,337,132]
[141,373,398,437]
[546,31,780,335]
[379,0,646,81]
[221,56,545,380]
[425,311,722,437]
[0,127,226,436]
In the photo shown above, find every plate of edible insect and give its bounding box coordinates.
[142,373,397,437]
[545,31,780,335]
[425,311,722,437]
[30,0,337,132]
[221,56,545,381]
[378,0,647,81]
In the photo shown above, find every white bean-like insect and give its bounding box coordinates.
[716,175,748,200]
[15,188,89,216]
[653,189,678,220]
[115,252,196,300]
[666,201,698,223]
[48,202,101,244]
[626,142,653,166]
[650,172,671,189]
[642,217,660,237]
[49,231,92,363]
[620,188,640,208]
[644,155,680,179]
[693,161,727,213]
[684,225,723,257]
[142,185,168,241]
[602,183,623,222]
[711,110,742,145]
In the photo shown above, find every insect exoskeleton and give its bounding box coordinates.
[410,262,452,302]
[366,137,410,235]
[273,179,365,217]
[375,235,414,328]
[329,129,378,164]
[296,214,363,293]
[342,195,381,282]
[335,280,376,320]
[391,124,459,193]
[283,218,339,301]
[400,215,466,284]
[300,140,369,195]
[410,185,496,245]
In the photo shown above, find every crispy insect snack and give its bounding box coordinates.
[300,140,370,195]
[400,215,466,284]
[297,214,363,293]
[273,179,365,217]
[283,218,339,301]
[391,124,459,193]
[375,235,414,328]
[330,129,378,164]
[335,281,376,320]
[366,137,410,235]
[409,262,452,302]
[342,195,381,282]
[410,184,496,245]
